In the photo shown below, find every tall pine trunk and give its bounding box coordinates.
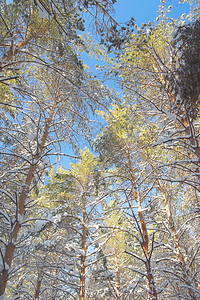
[0,104,56,296]
[80,195,86,300]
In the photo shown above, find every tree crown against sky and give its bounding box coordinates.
[0,0,200,299]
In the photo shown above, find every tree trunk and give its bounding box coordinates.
[80,198,86,300]
[158,180,186,265]
[158,179,198,298]
[34,273,43,299]
[0,104,56,296]
[126,150,158,300]
[114,248,122,300]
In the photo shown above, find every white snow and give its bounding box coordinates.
[18,213,23,223]
[43,239,54,249]
[78,249,85,256]
[35,219,47,232]
[72,269,79,276]
[166,113,176,121]
[26,132,36,141]
[156,136,165,145]
[37,4,50,19]
[89,223,100,230]
[52,214,62,224]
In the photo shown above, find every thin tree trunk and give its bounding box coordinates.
[158,179,198,298]
[80,198,86,300]
[34,246,49,299]
[158,180,186,265]
[49,253,61,300]
[126,150,158,300]
[34,270,44,300]
[114,248,122,300]
[0,104,56,296]
[2,19,48,64]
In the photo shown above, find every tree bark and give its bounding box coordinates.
[0,104,56,296]
[158,179,199,298]
[126,149,158,300]
[114,248,122,300]
[80,196,86,300]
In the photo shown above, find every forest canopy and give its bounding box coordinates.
[0,0,200,299]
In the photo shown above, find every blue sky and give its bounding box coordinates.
[4,0,192,168]
[114,0,191,24]
[115,0,161,24]
[6,0,191,23]
[69,0,192,167]
[83,0,192,78]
